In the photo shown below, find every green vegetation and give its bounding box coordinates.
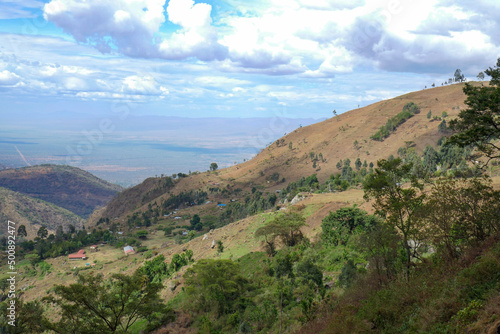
[139,251,193,283]
[217,190,277,227]
[371,102,420,141]
[364,158,426,280]
[0,164,122,217]
[43,271,172,333]
[449,58,500,164]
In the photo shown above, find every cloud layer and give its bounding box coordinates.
[40,0,500,78]
[1,0,500,119]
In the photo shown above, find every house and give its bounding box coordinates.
[68,249,86,260]
[90,245,99,252]
[217,204,226,210]
[123,245,135,255]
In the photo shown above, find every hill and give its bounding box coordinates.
[0,187,84,239]
[0,164,123,218]
[89,83,473,229]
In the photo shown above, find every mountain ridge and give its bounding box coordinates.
[0,164,123,218]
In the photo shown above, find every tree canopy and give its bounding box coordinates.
[43,271,172,333]
[321,206,379,246]
[448,58,500,164]
[363,158,426,280]
[255,211,307,256]
[184,259,249,318]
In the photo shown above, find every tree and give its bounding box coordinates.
[216,240,224,255]
[336,160,342,170]
[357,222,401,284]
[43,271,172,333]
[321,206,379,246]
[355,158,362,170]
[454,68,465,82]
[423,177,500,259]
[37,226,48,239]
[427,110,432,119]
[0,299,45,333]
[363,158,426,280]
[477,72,485,81]
[255,211,307,251]
[274,212,306,247]
[422,145,439,174]
[17,224,27,238]
[190,214,202,231]
[438,119,447,133]
[139,254,170,283]
[255,223,279,256]
[210,163,218,171]
[448,58,500,164]
[184,259,249,318]
[135,230,149,239]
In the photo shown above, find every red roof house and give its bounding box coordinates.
[68,249,86,260]
[123,246,135,255]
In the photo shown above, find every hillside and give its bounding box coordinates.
[0,164,123,218]
[89,83,473,228]
[5,82,500,334]
[0,187,85,239]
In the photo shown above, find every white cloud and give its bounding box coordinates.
[158,0,227,60]
[64,77,88,90]
[194,76,250,87]
[122,75,170,96]
[44,0,166,56]
[37,0,500,78]
[0,70,21,85]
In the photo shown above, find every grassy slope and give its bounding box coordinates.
[0,164,123,218]
[0,187,85,239]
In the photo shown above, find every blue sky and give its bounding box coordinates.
[1,0,500,119]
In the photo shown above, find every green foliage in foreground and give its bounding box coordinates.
[0,270,174,334]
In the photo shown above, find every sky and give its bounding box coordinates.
[0,0,499,120]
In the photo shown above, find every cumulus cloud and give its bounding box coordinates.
[158,0,227,60]
[43,0,227,61]
[0,70,21,85]
[122,75,168,95]
[44,0,166,56]
[28,0,500,78]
